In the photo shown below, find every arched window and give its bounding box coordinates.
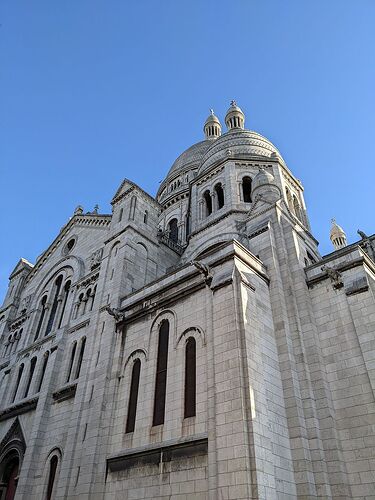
[285,187,293,212]
[293,196,302,220]
[75,293,84,319]
[184,338,196,418]
[4,335,12,356]
[58,280,71,329]
[45,455,58,500]
[214,183,225,209]
[168,218,178,243]
[129,196,137,220]
[14,329,22,353]
[83,289,91,315]
[242,176,252,203]
[37,352,49,392]
[35,296,47,341]
[153,319,169,426]
[143,210,148,224]
[24,357,37,398]
[45,276,63,336]
[118,207,123,222]
[74,337,86,379]
[2,454,19,500]
[203,190,212,216]
[12,364,24,403]
[126,359,141,433]
[66,342,77,383]
[89,285,96,311]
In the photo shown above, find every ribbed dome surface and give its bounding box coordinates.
[198,129,284,174]
[166,140,212,178]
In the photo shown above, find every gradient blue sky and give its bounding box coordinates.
[1,1,375,302]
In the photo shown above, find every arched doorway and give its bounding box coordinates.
[0,419,26,500]
[0,454,19,500]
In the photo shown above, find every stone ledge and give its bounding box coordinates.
[107,434,208,473]
[0,396,38,421]
[52,382,77,402]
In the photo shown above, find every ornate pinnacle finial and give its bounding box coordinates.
[210,108,214,115]
[331,218,336,224]
[230,100,237,107]
[74,205,83,215]
[93,204,99,214]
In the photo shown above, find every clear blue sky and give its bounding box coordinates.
[1,1,374,302]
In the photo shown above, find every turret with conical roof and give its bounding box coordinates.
[330,219,347,250]
[225,100,245,130]
[204,109,221,139]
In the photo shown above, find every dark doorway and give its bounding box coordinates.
[4,458,19,500]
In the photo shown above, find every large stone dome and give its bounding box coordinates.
[166,140,212,179]
[198,129,285,174]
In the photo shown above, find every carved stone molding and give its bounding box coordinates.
[0,397,38,421]
[52,382,77,402]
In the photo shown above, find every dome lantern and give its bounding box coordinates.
[204,109,222,140]
[225,100,245,130]
[330,219,347,250]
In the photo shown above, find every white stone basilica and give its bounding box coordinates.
[1,102,375,499]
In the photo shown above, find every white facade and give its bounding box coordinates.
[1,102,375,499]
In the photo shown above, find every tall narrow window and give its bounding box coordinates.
[37,353,49,392]
[35,296,47,340]
[24,357,37,398]
[12,363,24,403]
[58,280,71,329]
[153,319,169,426]
[242,176,252,203]
[74,337,86,379]
[89,286,96,311]
[143,210,148,224]
[215,183,225,209]
[203,190,212,216]
[45,455,58,500]
[129,196,137,220]
[118,207,123,222]
[66,342,77,383]
[293,196,302,221]
[45,276,63,336]
[126,359,141,433]
[184,338,196,418]
[168,218,178,243]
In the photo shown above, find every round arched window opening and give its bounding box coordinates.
[63,238,76,255]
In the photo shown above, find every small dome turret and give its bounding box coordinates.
[204,109,221,139]
[252,168,275,190]
[225,100,245,130]
[251,167,281,202]
[330,219,347,250]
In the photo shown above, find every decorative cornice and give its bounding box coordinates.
[306,257,367,288]
[75,270,99,290]
[0,396,38,421]
[112,179,161,208]
[107,434,208,473]
[281,169,304,192]
[196,164,225,186]
[67,319,90,334]
[52,382,77,402]
[189,209,247,239]
[0,361,9,371]
[9,314,28,331]
[17,332,56,359]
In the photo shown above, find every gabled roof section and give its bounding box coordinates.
[26,212,112,283]
[112,178,161,208]
[9,258,34,280]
